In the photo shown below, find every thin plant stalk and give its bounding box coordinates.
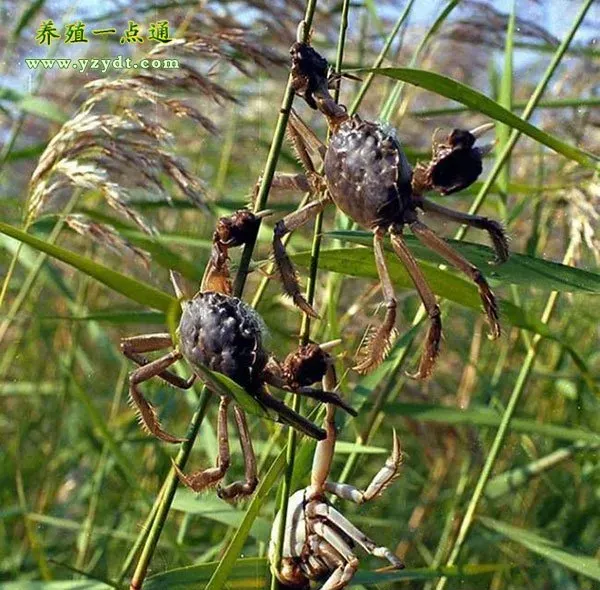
[116,482,165,584]
[128,2,320,587]
[232,0,318,299]
[76,362,128,571]
[379,0,461,122]
[269,3,350,587]
[348,0,414,116]
[0,190,81,356]
[337,0,594,490]
[434,237,578,590]
[129,392,211,589]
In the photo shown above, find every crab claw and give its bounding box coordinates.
[318,339,342,353]
[469,122,495,158]
[469,122,495,139]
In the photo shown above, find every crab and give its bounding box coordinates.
[120,210,356,500]
[268,34,509,378]
[269,402,404,589]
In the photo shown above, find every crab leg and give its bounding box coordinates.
[289,109,327,166]
[325,431,402,504]
[218,405,259,500]
[294,387,356,416]
[319,563,356,590]
[311,509,403,569]
[273,196,330,318]
[309,361,344,493]
[121,333,196,390]
[409,219,501,339]
[262,366,355,416]
[310,403,337,494]
[308,528,359,590]
[389,229,442,380]
[128,349,188,443]
[175,396,231,491]
[416,197,509,263]
[268,172,313,193]
[255,387,326,440]
[354,228,398,374]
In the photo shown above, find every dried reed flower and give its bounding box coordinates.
[65,214,151,269]
[565,178,600,264]
[445,0,558,49]
[26,21,289,243]
[26,107,205,232]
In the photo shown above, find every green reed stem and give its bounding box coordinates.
[269,3,349,588]
[348,0,414,117]
[0,190,81,362]
[129,2,320,588]
[129,392,211,589]
[379,0,461,122]
[434,238,577,590]
[232,0,318,299]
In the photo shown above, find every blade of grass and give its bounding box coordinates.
[434,237,578,590]
[362,68,598,168]
[0,221,177,314]
[129,3,322,588]
[145,556,506,589]
[320,233,600,292]
[479,517,600,582]
[379,0,462,122]
[484,442,599,500]
[411,96,600,118]
[348,0,415,116]
[379,401,599,444]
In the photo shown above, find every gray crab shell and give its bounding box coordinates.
[324,117,414,228]
[178,292,269,392]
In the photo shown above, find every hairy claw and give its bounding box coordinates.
[353,308,398,375]
[406,309,442,380]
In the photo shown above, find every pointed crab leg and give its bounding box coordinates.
[121,333,196,390]
[175,396,231,491]
[325,431,402,504]
[409,219,501,339]
[415,197,509,264]
[354,227,398,374]
[273,196,330,318]
[127,349,188,443]
[310,403,337,495]
[218,405,258,500]
[389,228,442,380]
[310,505,404,569]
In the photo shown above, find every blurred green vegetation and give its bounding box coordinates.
[1,1,598,589]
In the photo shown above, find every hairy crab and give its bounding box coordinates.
[120,210,356,499]
[269,32,509,378]
[269,402,404,589]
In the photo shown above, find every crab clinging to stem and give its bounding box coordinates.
[269,400,404,589]
[120,210,356,500]
[270,32,509,378]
